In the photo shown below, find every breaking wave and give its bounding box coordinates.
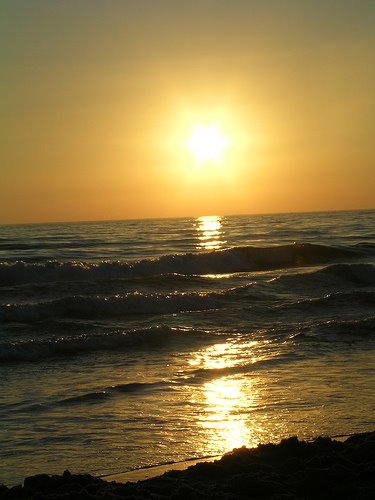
[0,326,217,363]
[310,317,375,337]
[317,263,375,285]
[271,263,375,289]
[0,289,229,323]
[289,290,375,310]
[57,381,171,406]
[0,243,362,285]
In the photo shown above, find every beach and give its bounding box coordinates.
[1,432,374,499]
[1,212,375,487]
[3,0,375,495]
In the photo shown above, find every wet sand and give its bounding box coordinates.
[1,432,374,499]
[101,454,222,483]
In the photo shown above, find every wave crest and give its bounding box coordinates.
[0,326,215,363]
[0,290,225,323]
[0,243,362,285]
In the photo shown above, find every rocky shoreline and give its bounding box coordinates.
[1,432,374,499]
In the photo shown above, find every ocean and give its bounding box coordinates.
[1,210,374,486]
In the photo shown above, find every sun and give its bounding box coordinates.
[187,124,229,163]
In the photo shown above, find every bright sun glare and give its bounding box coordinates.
[187,124,229,163]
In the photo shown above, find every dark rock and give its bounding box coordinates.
[23,473,51,490]
[227,473,282,497]
[5,432,375,499]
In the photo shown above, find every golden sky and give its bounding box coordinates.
[2,0,375,224]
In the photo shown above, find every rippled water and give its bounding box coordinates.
[1,210,374,486]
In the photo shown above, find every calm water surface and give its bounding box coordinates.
[1,210,374,485]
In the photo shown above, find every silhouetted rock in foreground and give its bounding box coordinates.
[2,432,374,499]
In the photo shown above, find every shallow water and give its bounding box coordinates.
[1,210,374,485]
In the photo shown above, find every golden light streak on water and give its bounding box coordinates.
[188,340,269,455]
[195,215,226,250]
[189,342,243,370]
[200,377,255,451]
[189,340,267,371]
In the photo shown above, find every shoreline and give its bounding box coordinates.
[98,433,355,484]
[100,454,222,483]
[2,432,374,499]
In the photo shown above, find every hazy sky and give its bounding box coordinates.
[2,0,375,224]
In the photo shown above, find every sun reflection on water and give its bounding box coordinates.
[189,340,268,456]
[189,340,266,371]
[189,342,243,370]
[195,215,226,251]
[201,377,255,451]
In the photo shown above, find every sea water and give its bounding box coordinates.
[1,210,374,486]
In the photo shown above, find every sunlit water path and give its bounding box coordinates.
[1,210,374,486]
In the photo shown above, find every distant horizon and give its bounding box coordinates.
[1,206,374,227]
